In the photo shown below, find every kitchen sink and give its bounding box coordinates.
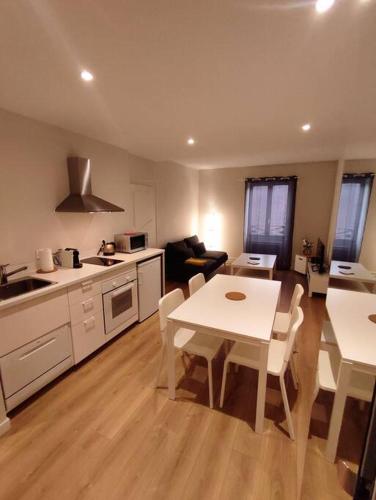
[0,277,55,301]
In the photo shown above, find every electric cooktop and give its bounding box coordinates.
[81,256,123,267]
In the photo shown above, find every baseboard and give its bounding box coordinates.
[0,417,10,436]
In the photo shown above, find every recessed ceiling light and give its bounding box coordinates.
[315,0,335,13]
[187,137,195,145]
[301,123,311,132]
[80,70,94,82]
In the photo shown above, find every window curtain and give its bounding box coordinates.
[244,176,297,270]
[332,173,374,262]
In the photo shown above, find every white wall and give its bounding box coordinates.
[0,109,198,265]
[154,161,199,247]
[198,161,338,263]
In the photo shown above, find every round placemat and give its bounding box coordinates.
[249,256,260,260]
[368,314,376,324]
[249,261,260,265]
[338,265,351,270]
[225,291,246,301]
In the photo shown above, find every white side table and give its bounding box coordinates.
[294,255,308,274]
[307,262,329,297]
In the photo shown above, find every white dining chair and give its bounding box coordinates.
[273,283,304,338]
[371,272,376,293]
[313,344,375,410]
[320,320,337,350]
[156,288,224,408]
[188,273,205,296]
[220,307,304,440]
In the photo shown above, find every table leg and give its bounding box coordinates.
[325,360,352,463]
[230,265,234,275]
[167,319,176,400]
[255,341,269,433]
[269,269,272,280]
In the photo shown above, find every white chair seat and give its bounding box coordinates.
[318,348,375,402]
[183,332,224,360]
[320,320,337,348]
[174,327,196,349]
[227,339,286,376]
[272,312,290,335]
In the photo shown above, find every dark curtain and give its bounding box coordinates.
[244,176,297,270]
[332,173,374,262]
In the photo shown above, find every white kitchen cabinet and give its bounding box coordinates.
[69,294,103,326]
[0,380,10,436]
[68,278,102,305]
[0,291,73,413]
[68,277,106,364]
[71,313,105,363]
[0,290,70,357]
[0,324,73,411]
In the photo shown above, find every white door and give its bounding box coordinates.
[131,184,157,248]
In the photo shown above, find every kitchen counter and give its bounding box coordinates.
[0,248,164,312]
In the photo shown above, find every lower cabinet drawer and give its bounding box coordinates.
[68,279,102,306]
[0,324,72,399]
[5,357,73,412]
[69,293,103,326]
[71,311,106,364]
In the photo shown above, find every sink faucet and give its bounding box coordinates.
[0,264,28,285]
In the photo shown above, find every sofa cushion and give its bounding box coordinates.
[192,242,206,256]
[166,241,194,261]
[200,250,228,264]
[184,235,200,248]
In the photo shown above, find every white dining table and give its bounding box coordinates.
[166,274,281,433]
[325,288,376,462]
[330,260,376,286]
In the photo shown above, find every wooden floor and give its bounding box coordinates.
[0,270,369,499]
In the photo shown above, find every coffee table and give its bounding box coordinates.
[231,253,277,280]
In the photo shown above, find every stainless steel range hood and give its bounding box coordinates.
[56,157,124,213]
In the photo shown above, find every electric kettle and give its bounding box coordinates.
[98,240,116,256]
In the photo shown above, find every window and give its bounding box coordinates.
[332,173,374,262]
[244,177,297,270]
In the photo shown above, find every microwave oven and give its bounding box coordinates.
[114,232,148,253]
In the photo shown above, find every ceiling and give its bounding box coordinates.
[0,0,375,169]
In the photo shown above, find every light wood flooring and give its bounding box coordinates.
[0,270,370,499]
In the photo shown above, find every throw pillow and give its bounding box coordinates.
[184,235,200,248]
[185,257,208,266]
[192,242,206,256]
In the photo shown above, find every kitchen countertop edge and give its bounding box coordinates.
[0,249,164,313]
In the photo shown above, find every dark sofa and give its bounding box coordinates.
[165,235,228,282]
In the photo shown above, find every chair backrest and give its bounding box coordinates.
[283,306,304,364]
[188,273,205,296]
[288,284,304,315]
[158,288,185,342]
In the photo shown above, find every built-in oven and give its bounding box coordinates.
[102,269,138,335]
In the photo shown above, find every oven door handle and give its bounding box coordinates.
[110,282,134,298]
